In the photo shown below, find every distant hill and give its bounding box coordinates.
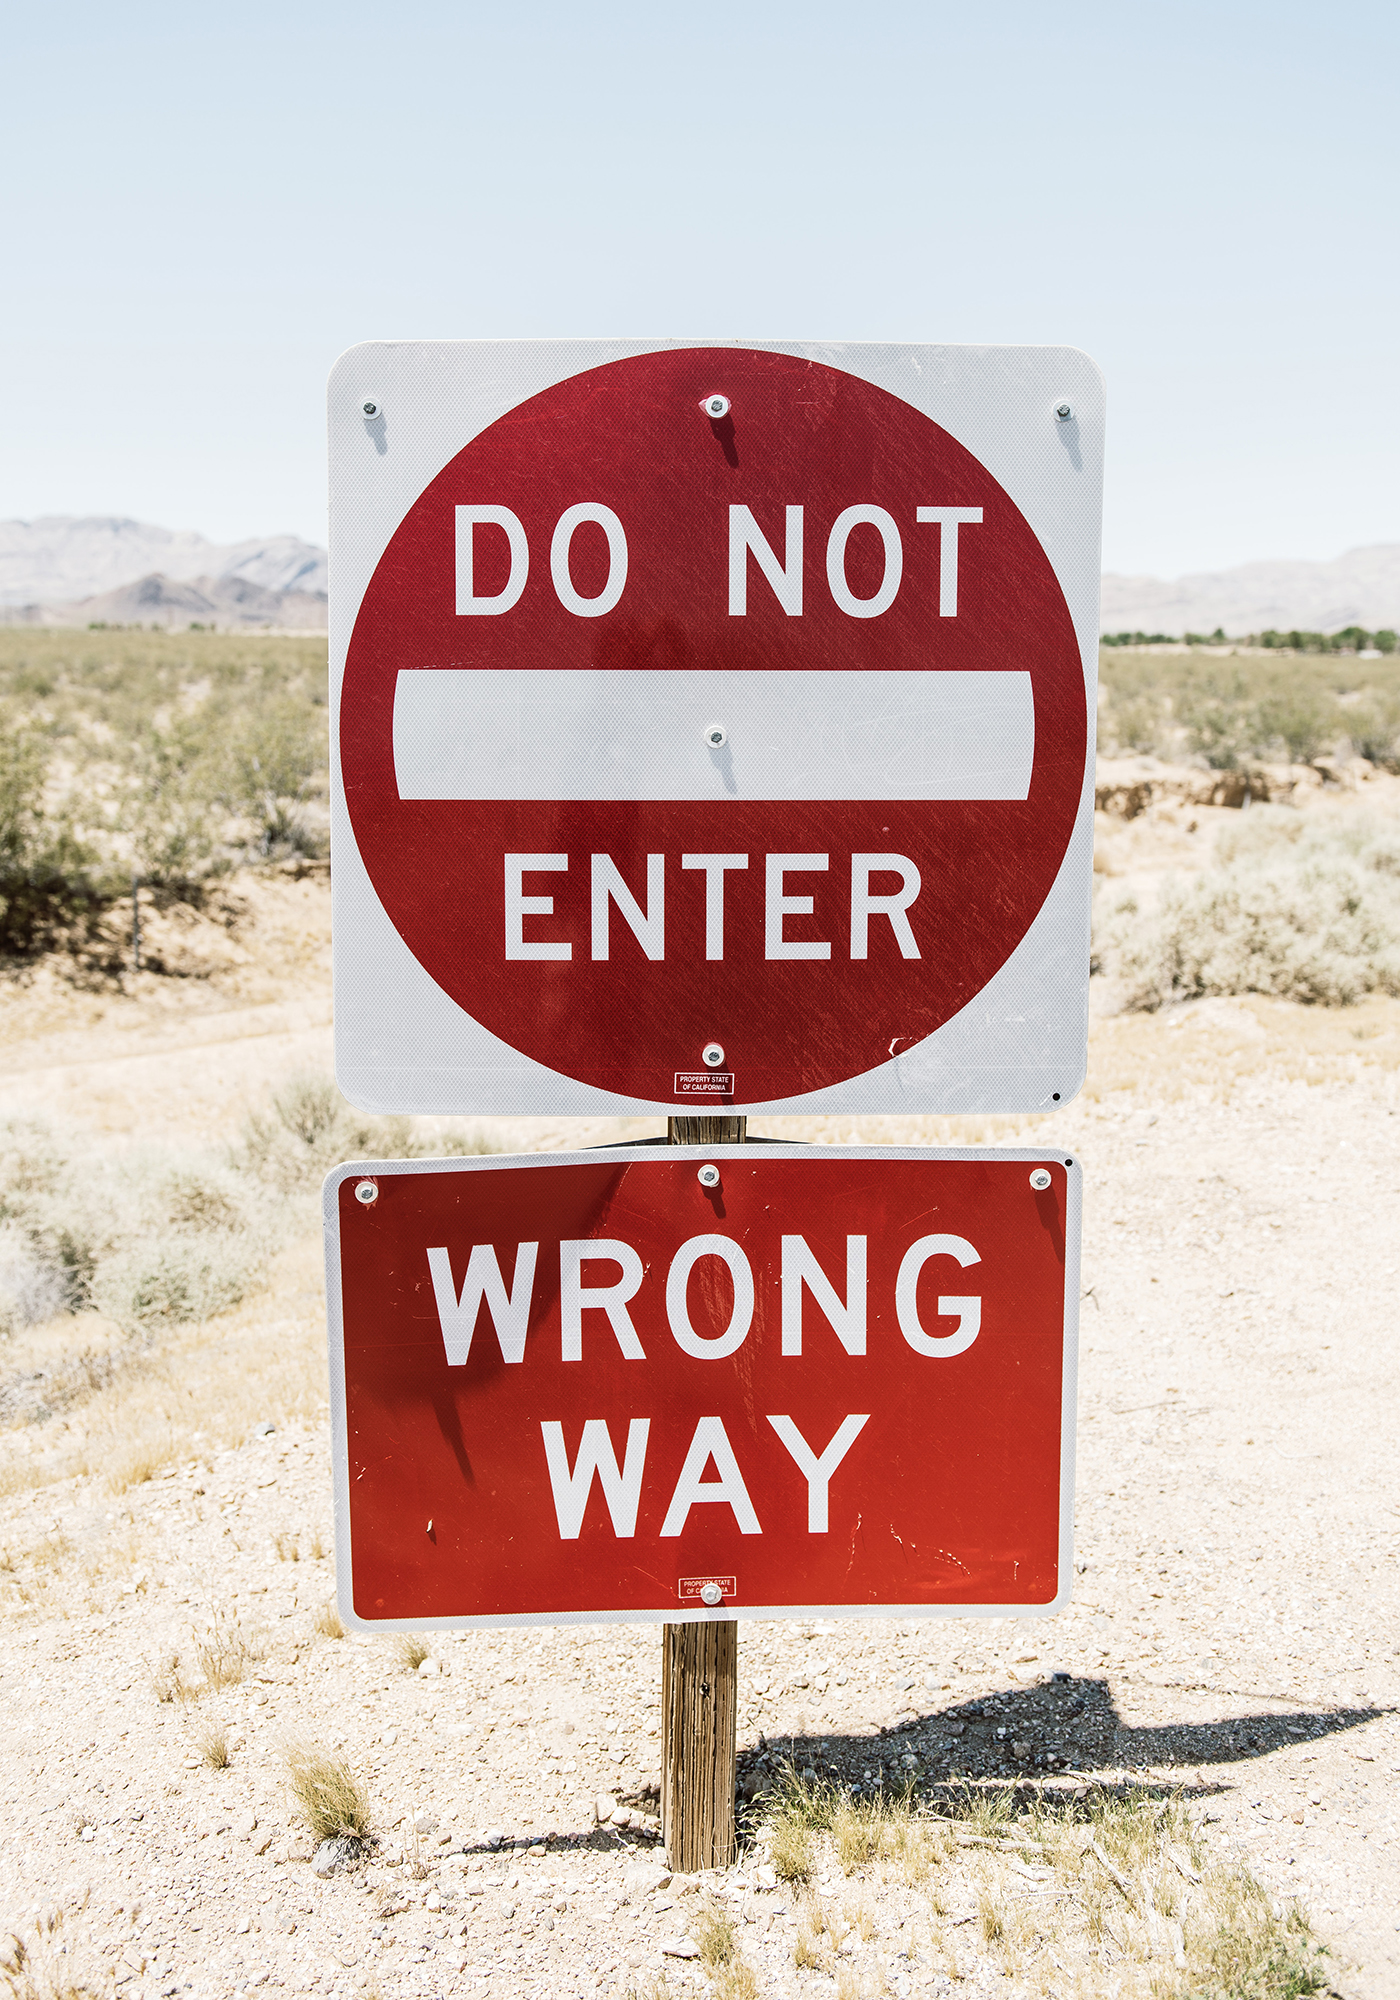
[0,571,329,632]
[1101,542,1400,638]
[0,515,326,627]
[5,514,1399,642]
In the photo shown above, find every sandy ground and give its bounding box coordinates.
[1,838,1399,1999]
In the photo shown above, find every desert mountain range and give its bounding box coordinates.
[1101,541,1400,636]
[0,516,326,630]
[2,516,1398,638]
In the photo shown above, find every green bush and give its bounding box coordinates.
[1099,647,1400,770]
[0,630,330,949]
[0,715,106,953]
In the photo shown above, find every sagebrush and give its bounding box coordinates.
[0,1075,494,1341]
[1095,810,1400,1009]
[1099,645,1400,770]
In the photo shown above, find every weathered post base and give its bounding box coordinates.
[660,1618,738,1871]
[661,1110,744,1871]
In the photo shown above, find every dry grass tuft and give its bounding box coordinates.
[760,1776,1328,1998]
[393,1634,430,1673]
[285,1746,371,1843]
[150,1652,193,1705]
[314,1601,345,1640]
[192,1718,230,1769]
[106,1439,174,1493]
[841,1895,876,1943]
[676,1896,756,1992]
[195,1618,252,1691]
[834,1970,882,2000]
[768,1812,813,1883]
[689,1896,737,1970]
[0,1902,102,2000]
[711,1964,759,2000]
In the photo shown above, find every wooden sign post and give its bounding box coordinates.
[662,1112,743,1871]
[327,336,1100,1881]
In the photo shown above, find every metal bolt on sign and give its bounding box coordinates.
[702,1043,726,1069]
[697,1163,721,1188]
[354,1179,378,1205]
[1029,1168,1052,1191]
[704,722,728,748]
[361,399,382,420]
[700,393,731,418]
[1054,401,1075,423]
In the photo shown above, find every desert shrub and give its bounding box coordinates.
[158,1165,249,1232]
[1098,646,1400,770]
[121,715,225,885]
[0,715,107,954]
[1343,685,1400,769]
[0,631,330,941]
[225,694,325,859]
[93,1236,254,1333]
[0,1115,279,1342]
[1095,811,1400,1009]
[235,1073,496,1192]
[1176,663,1336,768]
[0,1231,74,1335]
[0,1075,488,1347]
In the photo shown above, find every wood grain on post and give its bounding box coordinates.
[661,1110,743,1871]
[661,1619,738,1872]
[667,1114,746,1148]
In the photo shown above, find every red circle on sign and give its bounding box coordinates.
[341,347,1086,1103]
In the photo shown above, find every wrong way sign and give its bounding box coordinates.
[325,1147,1080,1629]
[329,341,1103,1115]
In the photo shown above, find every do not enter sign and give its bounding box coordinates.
[330,342,1103,1115]
[325,1148,1079,1628]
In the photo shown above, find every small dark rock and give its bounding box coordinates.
[313,1835,368,1876]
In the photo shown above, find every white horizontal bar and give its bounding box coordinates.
[393,668,1034,803]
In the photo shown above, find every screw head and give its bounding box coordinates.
[1029,1168,1052,1191]
[697,1163,721,1189]
[1053,401,1075,424]
[701,1042,725,1069]
[361,398,382,421]
[700,394,731,420]
[700,1581,724,1606]
[354,1179,379,1205]
[704,721,727,749]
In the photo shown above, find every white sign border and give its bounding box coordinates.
[324,1144,1081,1632]
[330,340,1104,1116]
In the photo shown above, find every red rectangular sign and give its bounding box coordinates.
[324,1147,1079,1628]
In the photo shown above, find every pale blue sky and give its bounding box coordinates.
[3,0,1396,575]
